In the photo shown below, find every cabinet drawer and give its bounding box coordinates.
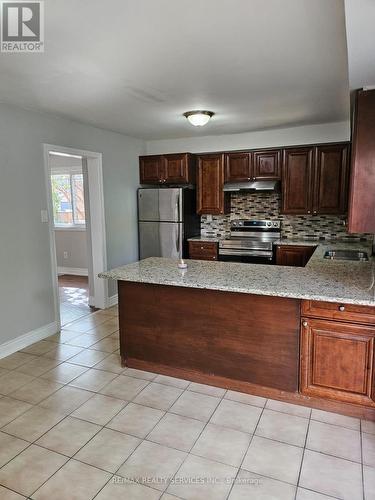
[302,300,375,325]
[189,241,218,261]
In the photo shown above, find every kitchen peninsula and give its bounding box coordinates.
[101,242,375,420]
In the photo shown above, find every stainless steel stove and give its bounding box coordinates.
[219,219,281,264]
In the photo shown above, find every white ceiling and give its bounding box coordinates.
[0,0,350,139]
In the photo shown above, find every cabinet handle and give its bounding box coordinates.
[307,211,311,214]
[302,321,308,327]
[200,246,204,250]
[313,210,317,214]
[339,305,345,312]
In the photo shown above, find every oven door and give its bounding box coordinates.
[218,248,274,264]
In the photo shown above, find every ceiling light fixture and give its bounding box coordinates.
[183,110,214,127]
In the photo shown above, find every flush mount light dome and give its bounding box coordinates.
[183,110,214,127]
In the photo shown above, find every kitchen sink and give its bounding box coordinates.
[324,250,369,261]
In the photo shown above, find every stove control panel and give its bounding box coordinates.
[231,219,281,230]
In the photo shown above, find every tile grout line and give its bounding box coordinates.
[360,419,365,500]
[144,382,226,497]
[224,400,267,500]
[294,409,312,500]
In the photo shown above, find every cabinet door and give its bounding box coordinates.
[253,150,281,180]
[163,154,194,184]
[348,89,375,233]
[197,154,228,215]
[300,318,375,406]
[281,148,314,214]
[139,156,163,184]
[314,144,349,214]
[276,245,314,267]
[225,153,252,182]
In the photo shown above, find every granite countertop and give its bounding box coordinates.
[188,235,224,242]
[188,235,369,246]
[100,241,375,306]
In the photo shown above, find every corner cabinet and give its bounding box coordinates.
[197,154,230,215]
[139,153,195,185]
[282,144,349,215]
[300,300,375,407]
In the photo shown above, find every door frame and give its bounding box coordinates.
[43,143,108,329]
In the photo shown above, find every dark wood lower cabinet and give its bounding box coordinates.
[117,283,375,419]
[119,282,300,392]
[188,241,218,261]
[300,318,375,406]
[276,245,316,267]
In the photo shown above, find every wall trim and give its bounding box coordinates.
[107,294,118,308]
[57,267,88,276]
[0,322,58,359]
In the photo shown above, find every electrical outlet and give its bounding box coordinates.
[63,251,68,259]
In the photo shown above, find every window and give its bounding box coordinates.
[51,172,86,227]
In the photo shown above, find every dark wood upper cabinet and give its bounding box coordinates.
[282,144,349,215]
[253,150,281,180]
[314,144,349,215]
[163,153,195,184]
[348,89,375,233]
[282,148,314,214]
[139,153,194,185]
[197,154,229,215]
[139,156,164,184]
[225,152,252,182]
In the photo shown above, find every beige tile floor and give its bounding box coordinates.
[0,306,374,499]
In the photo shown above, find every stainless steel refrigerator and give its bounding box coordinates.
[138,187,200,260]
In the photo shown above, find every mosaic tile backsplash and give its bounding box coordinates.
[201,192,372,241]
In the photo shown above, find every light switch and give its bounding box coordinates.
[41,210,49,223]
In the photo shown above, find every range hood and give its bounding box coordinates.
[223,180,280,192]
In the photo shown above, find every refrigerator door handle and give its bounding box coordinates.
[176,224,180,254]
[176,191,180,222]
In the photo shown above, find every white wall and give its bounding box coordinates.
[55,230,88,271]
[146,121,350,154]
[344,0,375,91]
[0,103,145,347]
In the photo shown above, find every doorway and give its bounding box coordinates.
[43,144,108,330]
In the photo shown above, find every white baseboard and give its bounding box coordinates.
[107,294,118,308]
[0,321,59,360]
[57,267,88,276]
